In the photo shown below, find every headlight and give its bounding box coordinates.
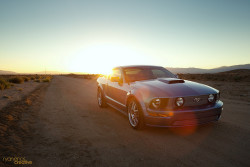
[151,98,161,109]
[175,97,184,107]
[208,94,215,102]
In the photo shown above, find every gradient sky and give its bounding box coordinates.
[0,0,250,73]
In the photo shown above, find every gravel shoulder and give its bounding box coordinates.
[0,81,42,110]
[0,82,49,166]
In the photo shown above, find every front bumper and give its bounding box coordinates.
[144,101,223,127]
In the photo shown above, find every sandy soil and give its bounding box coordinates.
[1,76,250,167]
[0,81,42,110]
[0,83,49,167]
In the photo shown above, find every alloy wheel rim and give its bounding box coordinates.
[128,101,139,127]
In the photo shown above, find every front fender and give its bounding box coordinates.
[126,89,147,115]
[97,78,107,97]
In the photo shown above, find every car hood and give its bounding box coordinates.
[133,78,218,98]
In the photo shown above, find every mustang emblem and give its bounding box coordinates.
[193,97,202,103]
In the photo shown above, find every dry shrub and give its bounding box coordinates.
[179,73,250,82]
[3,95,10,99]
[42,75,52,82]
[8,76,24,84]
[17,88,23,91]
[23,76,30,82]
[25,98,32,105]
[234,76,243,82]
[35,75,40,79]
[0,78,10,90]
[6,115,14,121]
[43,79,50,82]
[0,124,7,133]
[0,84,4,90]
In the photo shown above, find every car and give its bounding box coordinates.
[97,65,223,129]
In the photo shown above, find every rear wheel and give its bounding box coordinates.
[128,98,144,129]
[97,89,107,108]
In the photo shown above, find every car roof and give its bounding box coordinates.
[114,65,163,69]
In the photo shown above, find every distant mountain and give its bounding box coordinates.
[167,64,250,74]
[0,70,17,75]
[1,64,250,75]
[208,64,250,73]
[166,67,207,74]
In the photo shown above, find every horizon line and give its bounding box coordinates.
[0,63,250,74]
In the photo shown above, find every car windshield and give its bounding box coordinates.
[124,67,176,82]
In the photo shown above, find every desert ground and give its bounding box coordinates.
[0,75,250,167]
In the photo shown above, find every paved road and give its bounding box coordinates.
[24,76,250,167]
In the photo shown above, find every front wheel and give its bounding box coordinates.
[97,89,107,108]
[127,98,144,129]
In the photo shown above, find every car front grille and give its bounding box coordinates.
[183,95,209,107]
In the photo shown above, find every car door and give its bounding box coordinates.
[108,68,128,109]
[106,68,120,99]
[113,69,130,106]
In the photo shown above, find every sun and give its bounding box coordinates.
[66,43,150,74]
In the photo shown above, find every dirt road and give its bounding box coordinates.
[22,76,250,167]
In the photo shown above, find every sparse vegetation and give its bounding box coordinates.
[35,75,40,79]
[3,95,11,99]
[43,78,50,82]
[234,76,243,82]
[23,76,30,82]
[0,75,53,90]
[31,75,52,83]
[42,75,52,82]
[178,71,250,82]
[17,88,23,91]
[66,74,100,80]
[8,76,24,84]
[25,98,32,105]
[0,84,4,90]
[0,78,11,90]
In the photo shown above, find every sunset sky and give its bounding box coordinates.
[0,0,250,74]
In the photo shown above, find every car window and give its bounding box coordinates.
[110,68,122,81]
[152,69,170,78]
[124,68,155,82]
[125,69,141,75]
[124,67,176,82]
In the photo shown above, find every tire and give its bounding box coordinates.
[127,98,144,130]
[97,89,107,108]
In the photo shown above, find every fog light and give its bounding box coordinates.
[151,98,161,109]
[208,94,215,102]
